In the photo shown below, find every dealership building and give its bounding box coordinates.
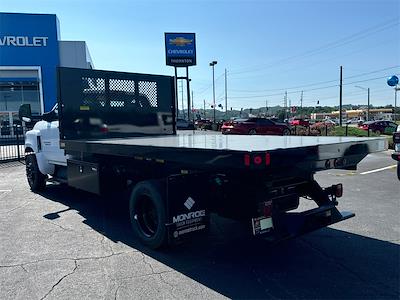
[0,12,93,129]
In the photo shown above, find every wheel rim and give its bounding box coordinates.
[249,129,256,135]
[283,129,290,135]
[135,194,158,238]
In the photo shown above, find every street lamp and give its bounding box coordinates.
[355,85,370,121]
[209,60,217,122]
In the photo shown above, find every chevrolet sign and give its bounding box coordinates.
[165,32,196,67]
[0,36,48,47]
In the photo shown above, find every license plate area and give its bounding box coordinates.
[252,216,273,235]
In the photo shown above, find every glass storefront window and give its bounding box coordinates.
[0,81,41,114]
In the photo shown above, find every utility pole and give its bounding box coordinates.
[265,99,268,116]
[289,98,291,119]
[186,67,191,122]
[180,80,184,119]
[339,66,343,127]
[284,91,288,120]
[224,68,227,120]
[300,90,303,109]
[209,61,217,122]
[367,88,370,121]
[203,99,206,118]
[192,90,194,122]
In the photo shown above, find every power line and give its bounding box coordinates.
[228,75,391,99]
[228,18,399,76]
[229,65,399,93]
[196,73,225,95]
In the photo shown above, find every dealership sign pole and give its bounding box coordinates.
[165,33,196,121]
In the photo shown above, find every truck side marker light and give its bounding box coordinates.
[265,152,271,166]
[244,154,250,166]
[254,156,262,165]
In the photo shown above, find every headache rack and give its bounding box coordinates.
[57,67,176,141]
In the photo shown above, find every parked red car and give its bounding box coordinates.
[194,119,212,130]
[360,120,398,135]
[289,118,310,127]
[221,118,291,135]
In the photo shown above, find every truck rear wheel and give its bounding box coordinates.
[129,180,167,249]
[25,154,46,192]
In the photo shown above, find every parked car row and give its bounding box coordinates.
[0,120,24,136]
[221,117,291,135]
[178,117,399,139]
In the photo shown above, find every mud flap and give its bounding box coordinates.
[165,173,210,244]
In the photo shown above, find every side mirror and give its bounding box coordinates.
[19,104,32,122]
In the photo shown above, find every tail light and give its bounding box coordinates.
[263,200,272,217]
[393,132,400,143]
[325,183,343,198]
[334,184,343,198]
[244,153,271,167]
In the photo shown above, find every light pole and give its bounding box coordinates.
[355,85,370,121]
[209,60,217,122]
[394,86,400,121]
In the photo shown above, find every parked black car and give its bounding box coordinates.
[0,120,10,136]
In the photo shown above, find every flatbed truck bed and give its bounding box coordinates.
[64,133,385,172]
[20,67,387,249]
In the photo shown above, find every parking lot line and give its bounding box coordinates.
[360,165,397,175]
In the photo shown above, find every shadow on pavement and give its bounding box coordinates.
[40,184,399,299]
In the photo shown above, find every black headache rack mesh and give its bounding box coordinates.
[58,67,176,140]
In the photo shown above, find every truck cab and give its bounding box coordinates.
[20,104,66,177]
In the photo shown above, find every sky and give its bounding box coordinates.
[1,0,400,111]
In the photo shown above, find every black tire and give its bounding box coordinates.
[375,130,381,135]
[282,129,290,136]
[129,180,167,249]
[248,129,257,135]
[397,162,400,181]
[25,154,46,192]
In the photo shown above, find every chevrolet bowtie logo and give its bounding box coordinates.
[169,37,193,47]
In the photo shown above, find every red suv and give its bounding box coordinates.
[221,118,291,135]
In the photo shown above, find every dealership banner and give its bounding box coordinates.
[165,33,196,67]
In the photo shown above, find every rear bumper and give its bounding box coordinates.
[221,128,244,134]
[258,204,355,242]
[391,152,400,162]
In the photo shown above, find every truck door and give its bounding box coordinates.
[40,120,66,164]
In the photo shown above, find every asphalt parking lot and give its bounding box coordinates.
[0,151,399,299]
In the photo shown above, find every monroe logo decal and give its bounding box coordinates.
[172,210,205,223]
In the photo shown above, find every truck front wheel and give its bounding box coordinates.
[397,162,400,181]
[129,180,167,249]
[25,154,46,192]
